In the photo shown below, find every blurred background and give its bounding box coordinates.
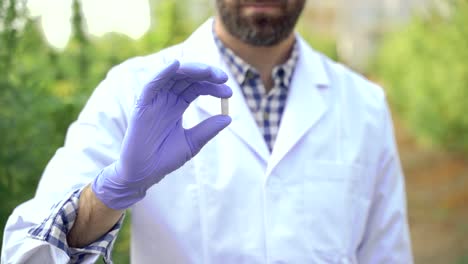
[0,0,467,263]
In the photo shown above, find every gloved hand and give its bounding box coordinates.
[92,60,232,210]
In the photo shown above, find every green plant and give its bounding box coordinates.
[374,0,468,153]
[0,0,65,252]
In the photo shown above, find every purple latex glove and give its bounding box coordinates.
[92,60,232,210]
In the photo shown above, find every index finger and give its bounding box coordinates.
[175,63,228,84]
[180,82,232,104]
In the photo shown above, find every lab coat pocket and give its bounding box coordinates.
[302,161,371,254]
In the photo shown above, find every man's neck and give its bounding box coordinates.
[214,18,295,91]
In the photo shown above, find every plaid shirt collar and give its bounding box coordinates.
[213,32,299,92]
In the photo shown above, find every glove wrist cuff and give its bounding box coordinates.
[92,164,146,210]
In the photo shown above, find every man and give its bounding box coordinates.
[2,0,413,263]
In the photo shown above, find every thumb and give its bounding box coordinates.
[185,115,232,155]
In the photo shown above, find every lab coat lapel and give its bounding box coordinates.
[183,19,270,163]
[266,37,330,176]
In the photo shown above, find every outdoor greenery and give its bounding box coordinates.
[374,0,468,153]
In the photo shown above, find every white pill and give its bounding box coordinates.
[221,98,229,115]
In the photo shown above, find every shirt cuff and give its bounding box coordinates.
[28,188,125,264]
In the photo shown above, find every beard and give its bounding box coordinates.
[216,0,305,46]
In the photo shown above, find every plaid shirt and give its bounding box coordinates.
[28,188,123,263]
[27,32,299,263]
[213,35,299,151]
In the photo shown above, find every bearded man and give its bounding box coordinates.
[2,1,413,263]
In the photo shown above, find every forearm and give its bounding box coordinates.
[67,184,124,248]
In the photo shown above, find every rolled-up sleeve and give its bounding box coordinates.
[2,189,123,264]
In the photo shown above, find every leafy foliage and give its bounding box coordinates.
[374,0,468,153]
[0,0,66,250]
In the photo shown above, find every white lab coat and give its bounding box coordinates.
[2,19,413,264]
